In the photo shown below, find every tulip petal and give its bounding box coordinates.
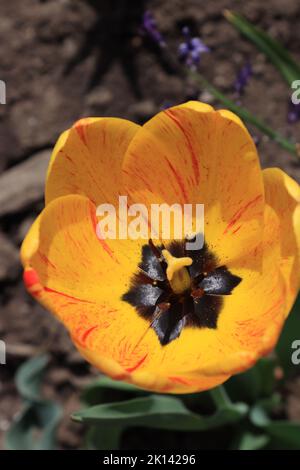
[45,118,140,206]
[21,194,155,369]
[23,263,229,393]
[21,106,300,393]
[122,101,265,264]
[18,194,236,392]
[21,196,287,392]
[183,204,287,377]
[132,205,286,379]
[263,168,300,315]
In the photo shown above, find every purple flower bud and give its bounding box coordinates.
[288,101,300,124]
[178,26,209,70]
[178,43,189,57]
[234,63,252,96]
[141,11,166,48]
[190,37,209,54]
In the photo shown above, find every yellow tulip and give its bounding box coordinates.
[21,102,300,394]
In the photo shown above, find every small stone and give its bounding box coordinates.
[0,149,50,217]
[62,37,78,61]
[198,90,216,105]
[201,23,215,36]
[129,100,157,122]
[0,119,22,169]
[252,62,265,75]
[271,0,299,16]
[17,216,36,244]
[86,88,113,108]
[214,63,234,89]
[0,232,20,282]
[48,368,71,385]
[67,350,86,365]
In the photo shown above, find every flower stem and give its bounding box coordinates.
[189,70,299,158]
[210,385,232,408]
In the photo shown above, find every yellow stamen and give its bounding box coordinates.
[162,249,193,294]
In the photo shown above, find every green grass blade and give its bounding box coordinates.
[225,10,300,85]
[189,71,298,158]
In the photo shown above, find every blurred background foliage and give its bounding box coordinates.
[6,295,300,450]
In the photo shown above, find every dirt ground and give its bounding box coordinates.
[0,0,300,450]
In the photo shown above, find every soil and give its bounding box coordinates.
[0,0,300,450]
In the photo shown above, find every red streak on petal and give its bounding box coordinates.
[240,142,250,152]
[160,383,174,392]
[38,252,56,269]
[232,225,242,234]
[74,119,89,146]
[165,109,200,185]
[169,376,190,385]
[89,202,119,263]
[60,150,75,165]
[126,354,148,373]
[165,157,189,203]
[113,372,130,381]
[223,195,263,234]
[81,325,98,345]
[89,201,98,231]
[23,268,39,288]
[23,268,43,298]
[44,286,94,304]
[262,296,285,318]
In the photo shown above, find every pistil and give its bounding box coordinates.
[161,249,192,294]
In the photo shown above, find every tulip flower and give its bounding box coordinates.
[21,101,300,394]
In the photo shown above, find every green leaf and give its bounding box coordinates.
[250,401,300,450]
[209,385,232,408]
[226,367,262,403]
[15,354,49,403]
[82,375,146,407]
[249,395,281,428]
[237,432,270,450]
[5,402,62,450]
[276,294,300,375]
[255,357,277,396]
[250,403,300,450]
[73,394,248,432]
[265,421,300,449]
[250,402,272,427]
[225,10,300,85]
[5,354,62,450]
[256,394,282,414]
[226,356,277,403]
[86,376,144,393]
[85,424,123,450]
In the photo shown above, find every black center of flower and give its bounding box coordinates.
[122,236,242,346]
